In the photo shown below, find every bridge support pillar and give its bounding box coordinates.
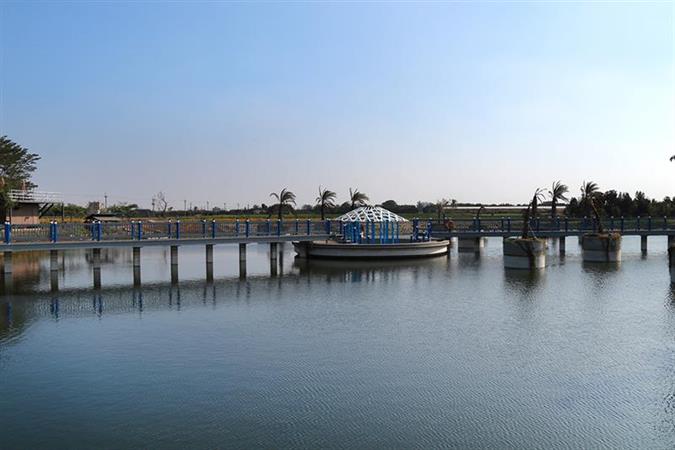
[132,247,141,286]
[239,243,247,279]
[668,235,674,248]
[270,242,278,277]
[92,248,101,289]
[3,252,12,275]
[503,237,546,270]
[170,246,179,284]
[641,235,648,254]
[457,237,483,253]
[205,244,214,281]
[50,250,59,272]
[669,245,675,284]
[50,271,59,292]
[558,236,566,255]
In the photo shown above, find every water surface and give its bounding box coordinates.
[1,237,674,448]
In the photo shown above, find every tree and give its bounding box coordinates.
[548,181,569,219]
[349,188,369,209]
[154,192,168,216]
[315,186,337,220]
[435,198,450,220]
[0,136,41,222]
[270,188,296,220]
[580,181,600,216]
[521,188,545,238]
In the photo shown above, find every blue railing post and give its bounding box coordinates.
[664,216,668,230]
[3,222,10,244]
[131,221,136,240]
[500,218,504,231]
[396,221,400,243]
[620,216,625,233]
[637,216,641,231]
[648,216,652,231]
[266,219,271,235]
[175,221,181,239]
[276,219,281,237]
[427,220,433,239]
[96,221,102,241]
[564,217,569,233]
[49,221,54,242]
[211,220,216,238]
[476,217,481,231]
[235,219,240,236]
[306,219,311,235]
[610,216,614,231]
[137,221,143,240]
[325,220,330,235]
[295,219,299,235]
[53,221,59,242]
[245,220,250,238]
[201,220,207,238]
[507,217,511,233]
[167,221,172,238]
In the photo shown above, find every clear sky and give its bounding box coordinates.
[1,1,673,209]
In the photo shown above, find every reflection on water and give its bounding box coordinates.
[1,237,675,448]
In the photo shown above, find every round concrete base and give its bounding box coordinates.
[581,233,622,263]
[503,237,546,270]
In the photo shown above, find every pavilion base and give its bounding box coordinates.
[581,233,622,263]
[503,237,546,270]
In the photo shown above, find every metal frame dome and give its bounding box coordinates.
[335,206,408,223]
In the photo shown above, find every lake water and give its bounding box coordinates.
[1,237,674,449]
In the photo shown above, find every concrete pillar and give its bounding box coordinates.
[92,248,101,269]
[641,235,648,254]
[133,247,141,267]
[457,237,483,252]
[503,237,546,270]
[205,244,214,281]
[170,245,178,266]
[668,235,674,247]
[3,252,12,275]
[170,246,179,284]
[50,250,59,272]
[669,245,674,284]
[50,271,59,292]
[270,242,278,277]
[133,266,141,287]
[239,243,247,279]
[558,236,566,255]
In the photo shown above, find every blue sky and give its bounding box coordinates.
[1,1,673,209]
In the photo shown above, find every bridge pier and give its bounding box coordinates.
[133,247,141,286]
[641,235,648,254]
[170,245,179,284]
[50,271,59,292]
[50,250,59,272]
[270,242,278,277]
[206,244,214,281]
[559,236,566,255]
[239,244,247,278]
[668,235,674,247]
[3,252,12,275]
[457,237,484,253]
[92,248,101,289]
[669,245,675,284]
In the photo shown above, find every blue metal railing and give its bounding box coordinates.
[0,220,337,244]
[1,217,673,245]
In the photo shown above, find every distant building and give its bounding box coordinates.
[7,190,62,225]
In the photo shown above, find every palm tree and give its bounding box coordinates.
[315,186,337,220]
[521,188,545,239]
[349,188,369,209]
[435,198,450,220]
[580,180,600,215]
[269,188,296,220]
[548,181,569,219]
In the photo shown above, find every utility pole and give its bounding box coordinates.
[104,193,108,210]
